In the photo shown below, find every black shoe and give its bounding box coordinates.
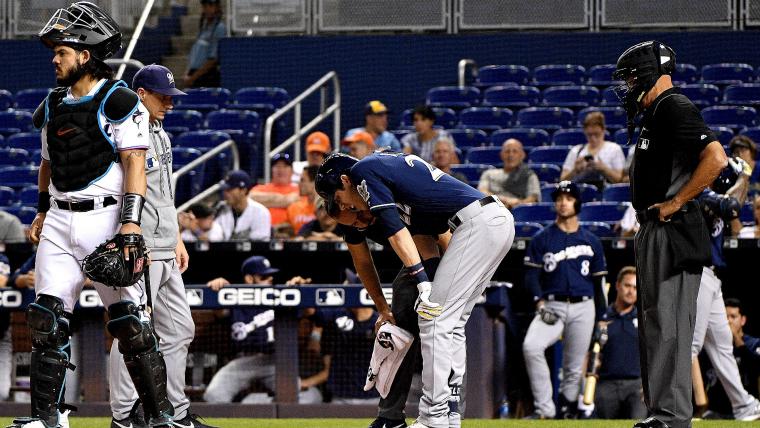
[557,400,578,419]
[522,412,549,420]
[633,417,670,428]
[172,413,217,428]
[368,417,407,428]
[111,400,148,428]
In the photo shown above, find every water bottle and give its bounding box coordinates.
[498,397,509,419]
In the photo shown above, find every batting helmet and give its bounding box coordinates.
[315,153,358,213]
[39,1,122,61]
[551,180,582,214]
[712,162,739,195]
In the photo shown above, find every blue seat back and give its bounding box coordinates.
[163,110,204,132]
[490,128,550,148]
[702,63,754,84]
[723,84,760,105]
[465,146,502,165]
[516,107,575,130]
[18,185,38,206]
[0,165,38,188]
[447,128,489,150]
[533,64,586,86]
[600,87,621,106]
[0,186,14,206]
[477,65,531,86]
[586,64,619,86]
[449,164,493,182]
[234,87,289,109]
[0,148,30,166]
[512,203,556,223]
[14,88,50,110]
[528,145,571,165]
[459,107,513,130]
[6,132,41,152]
[602,183,631,202]
[0,111,33,133]
[176,130,233,150]
[702,106,757,128]
[578,106,627,130]
[514,221,544,238]
[542,85,599,108]
[206,109,261,133]
[0,90,12,110]
[483,85,540,108]
[529,163,561,182]
[580,221,615,238]
[680,84,721,107]
[426,86,481,109]
[176,88,231,108]
[672,63,699,84]
[579,202,629,223]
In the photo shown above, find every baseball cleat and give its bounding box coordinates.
[632,416,670,428]
[7,411,70,428]
[367,417,407,428]
[111,400,147,428]
[522,411,550,420]
[737,400,760,421]
[407,420,431,428]
[171,412,217,428]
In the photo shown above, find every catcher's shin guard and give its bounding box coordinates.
[26,295,75,427]
[107,301,173,423]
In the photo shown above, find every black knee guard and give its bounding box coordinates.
[26,294,75,427]
[107,301,173,421]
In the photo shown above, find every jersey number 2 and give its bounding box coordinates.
[405,155,445,181]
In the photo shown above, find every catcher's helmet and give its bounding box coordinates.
[712,161,740,195]
[551,180,582,214]
[39,1,122,61]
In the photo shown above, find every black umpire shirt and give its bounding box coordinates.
[630,87,716,211]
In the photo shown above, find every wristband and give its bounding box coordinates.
[120,193,145,225]
[408,262,429,283]
[38,191,51,213]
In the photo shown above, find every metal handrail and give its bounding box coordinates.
[458,58,478,87]
[173,139,240,212]
[263,71,341,182]
[105,58,145,75]
[115,0,155,80]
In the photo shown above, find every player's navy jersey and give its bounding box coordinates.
[349,153,483,219]
[697,188,740,268]
[338,209,451,246]
[524,223,607,298]
[229,308,274,354]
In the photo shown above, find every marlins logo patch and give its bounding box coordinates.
[357,179,370,204]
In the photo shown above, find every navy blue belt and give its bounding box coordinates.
[448,196,498,232]
[55,196,117,212]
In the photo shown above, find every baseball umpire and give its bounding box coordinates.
[316,152,514,428]
[522,180,607,419]
[9,3,174,427]
[613,41,727,428]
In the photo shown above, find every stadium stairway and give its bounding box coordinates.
[162,0,203,84]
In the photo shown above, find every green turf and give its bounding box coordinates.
[0,418,756,428]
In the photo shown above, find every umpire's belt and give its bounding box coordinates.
[54,196,118,212]
[545,294,592,303]
[448,195,502,232]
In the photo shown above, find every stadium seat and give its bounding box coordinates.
[679,84,721,108]
[701,63,754,85]
[551,129,587,146]
[482,85,540,109]
[529,163,562,182]
[614,128,639,146]
[514,221,544,238]
[459,107,513,131]
[391,129,411,141]
[447,128,489,151]
[723,84,760,105]
[176,130,233,150]
[6,132,41,152]
[0,186,14,206]
[426,86,481,109]
[512,203,556,223]
[580,221,615,238]
[541,182,599,203]
[0,166,38,188]
[466,146,502,165]
[172,147,205,203]
[672,63,699,84]
[163,110,204,134]
[490,128,550,148]
[516,107,575,131]
[476,65,531,87]
[578,106,627,130]
[0,111,33,135]
[533,64,586,86]
[586,64,620,87]
[0,148,30,167]
[233,87,290,110]
[18,185,38,207]
[579,201,630,223]
[449,164,494,182]
[528,145,570,165]
[1,205,36,225]
[14,88,50,111]
[0,90,12,110]
[542,85,599,108]
[602,183,631,202]
[709,126,734,146]
[402,108,458,129]
[739,127,760,151]
[175,87,232,112]
[740,202,754,224]
[206,109,261,134]
[702,106,757,129]
[600,87,621,106]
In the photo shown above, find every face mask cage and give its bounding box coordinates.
[39,2,118,43]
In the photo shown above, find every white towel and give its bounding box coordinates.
[364,323,414,398]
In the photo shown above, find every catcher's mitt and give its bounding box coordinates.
[82,233,148,288]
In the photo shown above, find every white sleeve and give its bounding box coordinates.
[562,145,581,172]
[619,205,639,234]
[41,127,49,160]
[110,103,150,151]
[249,201,272,241]
[607,142,625,171]
[207,218,225,242]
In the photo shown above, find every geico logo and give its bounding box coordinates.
[79,290,104,308]
[0,290,23,308]
[218,288,301,306]
[359,288,393,306]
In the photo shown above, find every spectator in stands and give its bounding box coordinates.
[293,131,332,182]
[617,205,639,238]
[402,105,452,162]
[342,131,376,160]
[729,136,758,194]
[210,170,271,241]
[345,100,401,151]
[561,112,625,189]
[478,139,541,209]
[0,252,10,401]
[739,195,760,238]
[287,165,319,236]
[179,203,217,242]
[184,0,226,88]
[203,256,323,404]
[0,211,25,243]
[432,138,467,183]
[594,266,646,420]
[297,199,341,241]
[251,153,300,230]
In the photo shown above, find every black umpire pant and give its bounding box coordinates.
[635,218,701,428]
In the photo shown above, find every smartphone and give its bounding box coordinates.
[584,155,594,161]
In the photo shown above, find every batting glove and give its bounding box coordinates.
[415,281,442,320]
[729,156,753,177]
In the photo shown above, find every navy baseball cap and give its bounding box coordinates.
[220,170,252,190]
[271,152,293,166]
[132,64,186,96]
[241,256,279,277]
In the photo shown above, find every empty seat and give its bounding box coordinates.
[6,132,41,152]
[0,148,30,166]
[0,111,33,135]
[483,85,540,109]
[528,145,571,165]
[18,185,38,207]
[172,147,205,204]
[162,110,203,134]
[552,129,588,146]
[459,107,513,131]
[702,106,757,129]
[0,90,12,110]
[476,65,531,87]
[580,221,615,238]
[206,109,261,133]
[600,87,621,106]
[529,163,562,182]
[701,63,754,85]
[533,64,586,86]
[602,183,631,202]
[447,128,489,151]
[466,146,502,165]
[680,84,721,108]
[233,87,289,110]
[614,128,639,146]
[540,182,599,203]
[710,126,734,146]
[512,203,556,223]
[175,88,231,111]
[176,130,233,150]
[14,88,50,111]
[0,166,38,188]
[516,107,574,131]
[0,186,14,206]
[400,108,457,129]
[578,106,627,130]
[586,64,620,86]
[427,86,481,109]
[449,164,494,182]
[514,221,544,238]
[1,205,36,225]
[723,84,760,105]
[672,63,699,84]
[490,128,550,148]
[542,85,599,108]
[579,201,630,223]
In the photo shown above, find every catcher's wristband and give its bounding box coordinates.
[120,193,145,225]
[38,191,51,213]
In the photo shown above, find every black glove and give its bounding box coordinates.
[539,306,559,325]
[82,233,148,288]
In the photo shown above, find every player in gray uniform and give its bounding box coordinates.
[108,65,215,428]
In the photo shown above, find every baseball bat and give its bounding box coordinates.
[692,357,708,409]
[582,324,608,405]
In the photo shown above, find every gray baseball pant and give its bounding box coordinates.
[0,328,10,401]
[417,199,514,428]
[110,259,195,420]
[635,220,700,428]
[692,266,759,419]
[523,299,595,418]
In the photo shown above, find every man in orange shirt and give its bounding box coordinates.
[286,165,319,235]
[251,153,299,228]
[293,131,332,182]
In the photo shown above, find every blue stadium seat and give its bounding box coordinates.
[206,109,261,134]
[672,63,699,84]
[449,164,494,182]
[391,129,412,142]
[516,107,574,131]
[6,132,40,152]
[528,145,570,165]
[427,86,481,109]
[14,88,50,111]
[740,202,754,224]
[0,148,30,167]
[602,183,631,202]
[162,110,203,134]
[702,106,757,129]
[0,165,38,188]
[702,63,755,85]
[0,186,14,206]
[529,163,561,183]
[533,65,586,86]
[466,146,502,166]
[399,109,415,129]
[710,126,734,146]
[172,147,205,204]
[1,205,36,225]
[586,64,620,87]
[401,108,458,129]
[447,128,489,151]
[739,127,760,151]
[175,88,231,112]
[614,128,639,146]
[579,202,629,223]
[580,221,615,238]
[551,129,587,146]
[18,185,38,207]
[0,111,33,135]
[600,87,621,106]
[233,87,289,110]
[459,107,513,131]
[0,90,12,110]
[578,106,627,130]
[541,183,599,203]
[31,149,42,164]
[680,84,721,108]
[172,147,203,169]
[542,86,599,108]
[490,128,550,148]
[514,221,544,238]
[723,84,760,105]
[476,65,531,87]
[176,130,233,150]
[512,203,556,223]
[483,85,540,109]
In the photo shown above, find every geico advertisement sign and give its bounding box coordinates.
[217,287,301,306]
[359,288,393,306]
[0,289,103,308]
